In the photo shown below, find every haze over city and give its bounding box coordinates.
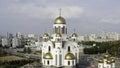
[0,0,120,35]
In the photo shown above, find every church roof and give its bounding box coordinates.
[104,51,110,59]
[106,59,111,64]
[43,33,49,37]
[54,16,66,24]
[98,59,103,63]
[56,33,62,37]
[43,52,53,59]
[71,33,78,37]
[65,52,75,60]
[111,58,115,63]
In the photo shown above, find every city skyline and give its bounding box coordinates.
[0,0,120,35]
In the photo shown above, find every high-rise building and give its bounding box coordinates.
[2,38,8,47]
[12,37,21,48]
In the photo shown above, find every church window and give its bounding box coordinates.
[99,65,101,67]
[47,60,49,65]
[57,38,60,41]
[56,28,59,33]
[72,60,74,65]
[57,26,60,33]
[62,26,65,33]
[44,38,46,42]
[68,46,70,52]
[75,53,77,63]
[57,47,60,49]
[73,39,75,41]
[50,37,53,39]
[56,55,57,65]
[68,61,70,65]
[48,46,51,51]
[59,55,62,65]
[44,60,45,65]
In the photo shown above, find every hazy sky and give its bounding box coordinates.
[0,0,120,35]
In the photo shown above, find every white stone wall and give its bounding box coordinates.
[98,63,103,68]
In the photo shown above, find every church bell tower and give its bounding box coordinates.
[53,9,67,34]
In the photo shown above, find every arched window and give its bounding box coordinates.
[47,60,49,65]
[68,61,70,65]
[59,55,62,65]
[73,39,75,41]
[68,46,70,52]
[48,46,51,51]
[75,53,77,63]
[44,60,45,65]
[58,26,60,33]
[57,38,60,41]
[56,55,57,65]
[62,26,65,33]
[72,60,74,65]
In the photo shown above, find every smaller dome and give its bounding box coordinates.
[43,33,49,37]
[65,53,75,60]
[104,53,110,59]
[56,33,62,37]
[106,60,111,64]
[43,52,53,59]
[104,51,110,59]
[111,58,115,63]
[98,59,103,63]
[72,33,78,37]
[54,16,66,24]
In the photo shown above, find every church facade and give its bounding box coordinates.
[41,14,81,68]
[98,52,115,68]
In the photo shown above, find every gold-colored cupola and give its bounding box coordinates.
[43,52,53,59]
[54,16,66,24]
[72,33,78,37]
[65,52,75,60]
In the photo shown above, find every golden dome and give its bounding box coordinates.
[56,33,62,37]
[72,33,78,37]
[98,59,103,63]
[104,51,110,59]
[43,33,49,37]
[104,54,110,59]
[65,53,75,60]
[111,58,115,63]
[54,16,66,24]
[43,52,53,59]
[106,60,111,64]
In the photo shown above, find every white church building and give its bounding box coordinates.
[41,13,82,68]
[98,52,115,68]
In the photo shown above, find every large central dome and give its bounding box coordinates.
[54,16,66,24]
